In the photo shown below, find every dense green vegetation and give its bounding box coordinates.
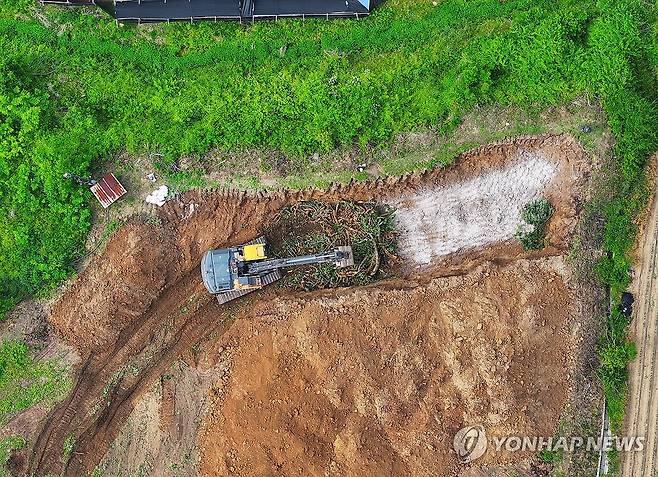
[0,0,656,443]
[517,198,555,250]
[0,0,651,317]
[0,340,71,424]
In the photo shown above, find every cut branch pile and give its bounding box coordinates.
[265,200,398,291]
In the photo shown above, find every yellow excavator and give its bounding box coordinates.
[201,236,353,304]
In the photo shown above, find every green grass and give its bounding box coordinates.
[62,434,75,465]
[0,340,71,425]
[99,219,121,248]
[0,435,25,477]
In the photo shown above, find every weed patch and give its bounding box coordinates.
[517,198,555,251]
[0,435,25,476]
[0,340,71,425]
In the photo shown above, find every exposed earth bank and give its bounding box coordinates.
[18,134,598,477]
[197,257,575,477]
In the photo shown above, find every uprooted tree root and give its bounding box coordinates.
[264,200,398,291]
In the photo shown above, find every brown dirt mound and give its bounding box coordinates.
[51,223,181,352]
[197,257,574,477]
[27,134,590,477]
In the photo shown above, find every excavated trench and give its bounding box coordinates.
[24,134,592,476]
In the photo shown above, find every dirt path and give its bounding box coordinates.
[623,177,658,477]
[24,135,590,477]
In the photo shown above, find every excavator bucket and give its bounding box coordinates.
[335,246,354,268]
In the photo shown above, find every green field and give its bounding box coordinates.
[0,0,656,438]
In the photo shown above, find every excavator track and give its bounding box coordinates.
[214,235,268,305]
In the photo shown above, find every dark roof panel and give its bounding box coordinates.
[71,0,377,22]
[116,0,241,20]
[41,0,376,22]
[253,0,368,16]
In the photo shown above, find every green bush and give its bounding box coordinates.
[538,449,560,463]
[521,199,555,226]
[517,198,555,251]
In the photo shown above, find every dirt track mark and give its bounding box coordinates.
[623,177,658,477]
[29,270,214,475]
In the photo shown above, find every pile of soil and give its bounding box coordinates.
[197,257,575,477]
[25,134,593,477]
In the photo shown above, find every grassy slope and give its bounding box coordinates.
[0,0,656,456]
[0,0,651,311]
[0,339,71,474]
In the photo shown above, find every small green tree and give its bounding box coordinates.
[521,199,555,226]
[517,198,555,251]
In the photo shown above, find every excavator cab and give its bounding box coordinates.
[201,237,353,304]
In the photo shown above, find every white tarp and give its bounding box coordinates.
[145,185,169,207]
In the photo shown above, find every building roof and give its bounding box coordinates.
[43,0,375,23]
[90,173,127,208]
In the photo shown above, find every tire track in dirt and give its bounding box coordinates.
[28,188,279,476]
[65,296,241,476]
[26,135,589,477]
[623,177,658,477]
[29,270,213,475]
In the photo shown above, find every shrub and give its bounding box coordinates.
[517,198,555,251]
[521,199,555,226]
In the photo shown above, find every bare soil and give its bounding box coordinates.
[623,154,658,476]
[0,300,79,473]
[197,257,575,477]
[21,134,595,477]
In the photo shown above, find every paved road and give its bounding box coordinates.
[623,179,658,476]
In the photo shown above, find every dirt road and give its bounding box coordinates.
[623,177,658,477]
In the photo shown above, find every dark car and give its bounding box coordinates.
[619,292,635,317]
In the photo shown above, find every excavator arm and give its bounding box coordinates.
[201,238,353,304]
[245,249,349,275]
